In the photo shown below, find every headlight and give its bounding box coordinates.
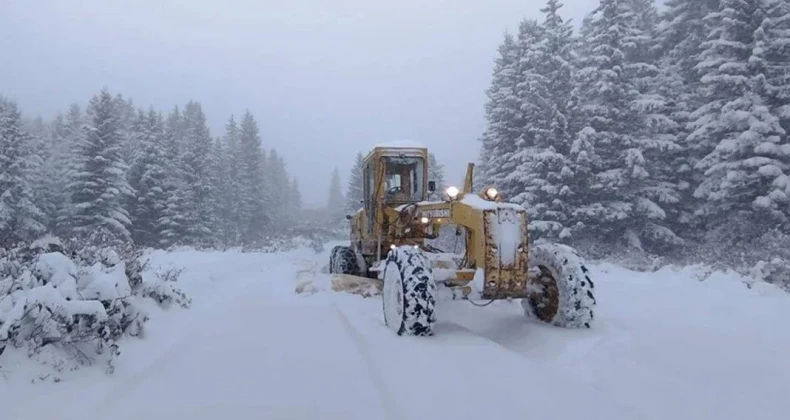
[485,187,498,200]
[420,217,429,224]
[446,186,459,199]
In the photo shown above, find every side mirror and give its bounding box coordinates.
[428,181,436,192]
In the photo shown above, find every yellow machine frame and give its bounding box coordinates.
[348,144,530,300]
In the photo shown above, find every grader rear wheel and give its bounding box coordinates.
[523,243,596,329]
[329,246,362,276]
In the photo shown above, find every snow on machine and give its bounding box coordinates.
[330,142,596,336]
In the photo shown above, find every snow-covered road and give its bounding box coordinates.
[4,244,790,420]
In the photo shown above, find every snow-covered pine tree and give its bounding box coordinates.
[23,117,53,226]
[128,108,169,246]
[180,101,216,247]
[211,136,232,246]
[0,97,46,247]
[567,0,630,245]
[265,149,290,233]
[237,110,268,245]
[622,0,684,249]
[158,106,189,247]
[760,1,790,228]
[427,152,447,201]
[657,0,721,233]
[509,2,578,240]
[689,0,790,232]
[495,20,542,201]
[126,108,148,224]
[477,32,522,191]
[345,152,364,213]
[221,115,242,244]
[505,18,549,209]
[760,0,790,143]
[113,94,137,164]
[327,167,345,220]
[53,104,86,234]
[289,177,302,215]
[35,114,62,231]
[569,0,679,251]
[69,88,133,245]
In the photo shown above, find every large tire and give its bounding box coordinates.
[382,246,437,336]
[329,246,361,276]
[522,243,596,329]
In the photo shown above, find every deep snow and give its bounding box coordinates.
[2,243,790,420]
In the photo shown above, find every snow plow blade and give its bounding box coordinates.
[330,274,382,297]
[294,271,382,298]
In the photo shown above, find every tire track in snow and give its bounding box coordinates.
[440,320,658,420]
[90,329,194,418]
[91,289,246,417]
[333,304,405,420]
[446,312,739,419]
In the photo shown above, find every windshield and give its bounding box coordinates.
[383,156,424,202]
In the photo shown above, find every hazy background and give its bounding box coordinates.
[1,0,602,208]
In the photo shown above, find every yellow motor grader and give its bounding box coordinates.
[330,142,596,336]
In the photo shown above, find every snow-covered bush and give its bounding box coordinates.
[750,258,790,291]
[0,237,190,377]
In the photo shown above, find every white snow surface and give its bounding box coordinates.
[3,244,790,420]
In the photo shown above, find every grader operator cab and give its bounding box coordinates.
[330,142,596,336]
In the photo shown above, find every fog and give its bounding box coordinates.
[1,0,597,208]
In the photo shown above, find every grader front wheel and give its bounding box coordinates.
[523,243,596,329]
[382,246,437,336]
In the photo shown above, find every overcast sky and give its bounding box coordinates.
[2,0,604,208]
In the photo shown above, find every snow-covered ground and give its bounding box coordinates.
[3,242,790,420]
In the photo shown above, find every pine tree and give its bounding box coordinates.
[237,110,268,245]
[658,0,721,231]
[266,149,290,233]
[181,101,215,246]
[289,177,302,214]
[427,153,447,201]
[113,94,137,164]
[221,115,242,244]
[509,3,578,240]
[69,88,133,244]
[159,106,189,247]
[126,108,148,221]
[478,32,521,191]
[345,152,364,213]
[623,0,684,248]
[0,98,46,246]
[37,114,63,231]
[689,0,789,230]
[52,104,85,234]
[327,167,344,218]
[211,136,232,246]
[761,0,790,142]
[24,116,52,226]
[568,0,680,250]
[568,0,633,244]
[128,108,169,246]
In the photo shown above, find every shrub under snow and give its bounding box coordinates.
[0,237,191,377]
